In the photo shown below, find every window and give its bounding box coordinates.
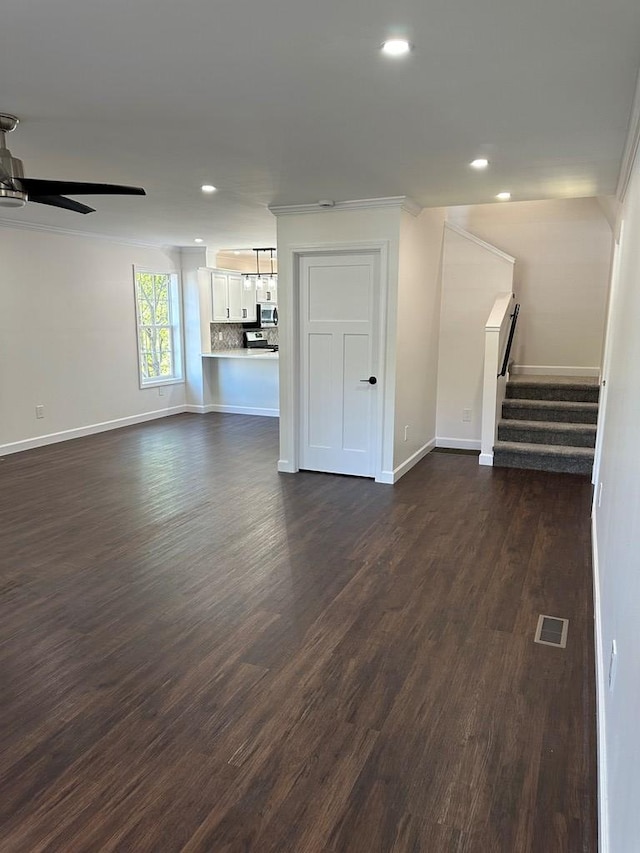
[134,269,183,387]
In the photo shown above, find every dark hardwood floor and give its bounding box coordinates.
[0,414,597,852]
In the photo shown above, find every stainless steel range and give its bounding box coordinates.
[243,330,278,352]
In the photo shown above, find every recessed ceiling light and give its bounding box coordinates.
[194,238,203,243]
[496,191,511,201]
[470,158,489,169]
[381,39,412,57]
[201,184,216,193]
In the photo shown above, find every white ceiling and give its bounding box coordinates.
[1,0,639,250]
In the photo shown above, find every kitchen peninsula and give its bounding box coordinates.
[202,350,279,416]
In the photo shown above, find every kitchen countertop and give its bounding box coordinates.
[202,349,279,360]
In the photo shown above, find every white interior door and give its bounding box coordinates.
[299,252,379,477]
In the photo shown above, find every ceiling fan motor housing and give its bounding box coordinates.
[0,115,27,208]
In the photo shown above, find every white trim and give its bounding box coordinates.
[486,292,516,331]
[0,406,186,456]
[444,221,516,265]
[205,404,279,417]
[479,452,494,466]
[616,67,640,203]
[510,364,600,378]
[591,512,610,853]
[376,438,436,484]
[436,437,482,450]
[592,220,624,487]
[277,459,297,473]
[269,196,421,217]
[0,216,172,250]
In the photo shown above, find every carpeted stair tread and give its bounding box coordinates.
[504,398,598,410]
[502,398,598,423]
[506,376,600,403]
[498,418,596,432]
[497,419,597,447]
[494,440,594,458]
[508,374,598,387]
[493,440,595,475]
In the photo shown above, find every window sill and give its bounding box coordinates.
[140,378,185,390]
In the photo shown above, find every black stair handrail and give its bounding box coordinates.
[498,302,520,378]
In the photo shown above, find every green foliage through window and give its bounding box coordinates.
[134,271,181,384]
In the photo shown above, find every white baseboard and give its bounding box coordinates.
[436,437,481,451]
[183,404,207,414]
[205,404,279,417]
[591,511,609,853]
[376,438,436,484]
[511,364,600,378]
[0,406,186,456]
[479,452,494,466]
[277,459,297,473]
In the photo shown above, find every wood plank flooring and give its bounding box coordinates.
[0,414,597,852]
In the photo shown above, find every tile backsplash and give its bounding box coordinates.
[210,323,279,350]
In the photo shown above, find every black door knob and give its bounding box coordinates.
[360,376,377,385]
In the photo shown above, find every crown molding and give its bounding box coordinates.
[269,196,422,217]
[444,221,516,265]
[616,68,640,203]
[0,217,174,251]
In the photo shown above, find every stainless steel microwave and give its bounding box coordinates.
[257,302,278,327]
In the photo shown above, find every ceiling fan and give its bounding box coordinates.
[0,114,145,214]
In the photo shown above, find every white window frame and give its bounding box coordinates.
[133,266,184,389]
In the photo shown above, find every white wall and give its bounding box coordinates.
[436,226,514,448]
[394,207,445,469]
[592,150,640,852]
[275,205,401,479]
[464,198,612,371]
[0,226,185,452]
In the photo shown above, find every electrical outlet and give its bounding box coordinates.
[158,387,166,397]
[218,331,223,341]
[35,404,44,419]
[598,482,603,508]
[404,425,409,442]
[608,640,617,691]
[462,408,472,423]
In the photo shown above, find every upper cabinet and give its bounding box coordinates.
[259,281,278,305]
[199,267,277,325]
[210,269,244,323]
[241,277,257,321]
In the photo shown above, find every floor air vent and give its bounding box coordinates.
[534,614,568,648]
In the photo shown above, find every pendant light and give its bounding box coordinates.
[241,248,277,290]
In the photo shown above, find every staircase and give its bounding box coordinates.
[493,375,599,475]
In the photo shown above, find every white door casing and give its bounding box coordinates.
[298,251,380,477]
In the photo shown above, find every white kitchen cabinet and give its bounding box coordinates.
[256,280,277,305]
[240,277,257,322]
[211,269,244,323]
[227,274,243,322]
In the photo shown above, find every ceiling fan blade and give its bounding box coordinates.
[31,195,96,214]
[20,178,146,197]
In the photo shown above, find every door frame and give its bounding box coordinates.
[280,241,389,482]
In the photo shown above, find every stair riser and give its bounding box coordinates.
[502,404,598,424]
[506,386,599,403]
[498,425,596,447]
[493,451,593,476]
